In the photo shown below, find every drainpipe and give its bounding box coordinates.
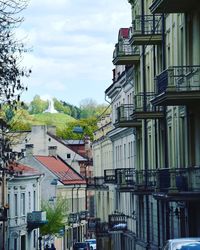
[72,185,76,212]
[141,1,150,249]
[77,185,81,213]
[153,25,161,250]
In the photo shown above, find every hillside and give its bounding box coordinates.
[11,110,76,132]
[30,113,76,129]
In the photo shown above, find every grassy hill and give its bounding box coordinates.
[30,113,76,129]
[11,110,76,131]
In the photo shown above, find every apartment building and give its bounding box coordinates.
[97,0,200,249]
[7,163,44,250]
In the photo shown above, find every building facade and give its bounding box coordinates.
[96,0,200,249]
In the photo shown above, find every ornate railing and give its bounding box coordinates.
[115,104,134,123]
[104,169,116,184]
[134,92,163,112]
[135,170,157,189]
[108,214,127,231]
[96,221,109,236]
[133,15,162,35]
[87,177,107,188]
[116,168,135,187]
[156,167,200,192]
[156,66,200,94]
[113,42,139,58]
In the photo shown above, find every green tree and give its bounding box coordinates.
[53,98,71,114]
[40,196,68,236]
[79,98,97,118]
[29,95,48,114]
[57,117,98,141]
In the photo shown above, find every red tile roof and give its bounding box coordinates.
[9,162,40,176]
[35,156,86,185]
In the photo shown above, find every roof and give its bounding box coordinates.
[9,162,40,177]
[47,132,86,161]
[34,155,86,185]
[119,28,129,39]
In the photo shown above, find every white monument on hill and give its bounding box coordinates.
[44,99,58,113]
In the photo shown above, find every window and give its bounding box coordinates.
[14,238,17,250]
[33,230,36,248]
[28,192,31,211]
[8,194,10,218]
[21,193,25,216]
[33,191,36,210]
[14,194,18,217]
[67,153,71,159]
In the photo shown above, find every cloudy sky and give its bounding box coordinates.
[19,0,131,106]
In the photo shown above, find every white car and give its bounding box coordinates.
[85,239,96,250]
[163,238,200,249]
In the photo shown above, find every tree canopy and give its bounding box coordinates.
[40,196,69,236]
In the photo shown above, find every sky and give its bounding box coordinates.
[18,0,131,107]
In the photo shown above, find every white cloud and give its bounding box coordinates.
[20,0,131,105]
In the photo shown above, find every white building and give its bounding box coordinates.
[7,163,43,250]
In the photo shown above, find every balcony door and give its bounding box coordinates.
[20,235,26,250]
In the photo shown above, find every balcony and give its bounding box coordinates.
[88,218,100,232]
[104,169,116,184]
[27,211,47,231]
[151,65,200,106]
[114,105,142,128]
[96,221,109,237]
[132,92,164,119]
[108,214,127,231]
[112,42,140,65]
[0,207,7,221]
[130,15,162,46]
[134,170,157,194]
[79,210,90,220]
[154,167,200,201]
[87,177,108,190]
[68,212,79,224]
[150,0,200,14]
[116,168,135,192]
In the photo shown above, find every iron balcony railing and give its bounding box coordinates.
[115,104,134,124]
[79,210,90,220]
[68,212,79,224]
[135,170,157,190]
[134,92,163,113]
[133,15,162,35]
[156,65,200,95]
[116,168,135,188]
[150,0,200,14]
[156,167,200,192]
[87,177,107,189]
[108,214,127,231]
[88,218,100,232]
[104,169,116,184]
[27,211,48,231]
[113,42,139,59]
[96,221,109,236]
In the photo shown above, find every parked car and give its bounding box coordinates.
[85,239,96,250]
[73,242,90,250]
[163,238,200,249]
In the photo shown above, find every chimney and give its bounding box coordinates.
[47,126,56,136]
[84,135,92,159]
[48,146,57,157]
[25,144,34,157]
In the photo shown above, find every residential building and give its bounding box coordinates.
[92,115,113,249]
[95,0,200,249]
[6,163,44,250]
[12,125,94,216]
[20,144,87,250]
